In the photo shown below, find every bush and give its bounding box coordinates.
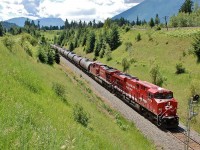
[73,104,90,127]
[24,45,33,57]
[192,32,200,62]
[122,58,130,73]
[175,63,185,74]
[53,83,65,97]
[125,26,130,32]
[3,36,15,51]
[147,31,153,41]
[125,42,133,51]
[38,49,47,63]
[190,80,200,97]
[52,82,67,103]
[129,58,137,64]
[150,64,166,86]
[155,26,161,31]
[115,114,129,131]
[135,33,141,41]
[30,38,38,46]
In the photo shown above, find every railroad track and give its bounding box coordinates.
[168,127,200,150]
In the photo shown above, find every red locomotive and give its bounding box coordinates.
[51,44,179,128]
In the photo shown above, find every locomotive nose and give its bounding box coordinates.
[164,100,177,115]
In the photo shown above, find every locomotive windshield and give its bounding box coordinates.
[154,93,173,99]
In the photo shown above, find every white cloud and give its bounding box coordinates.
[0,0,30,21]
[0,0,139,21]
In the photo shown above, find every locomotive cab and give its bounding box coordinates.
[153,89,179,128]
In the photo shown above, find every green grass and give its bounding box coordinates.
[73,27,200,132]
[0,35,155,149]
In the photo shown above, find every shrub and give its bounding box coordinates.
[147,31,153,41]
[73,104,90,127]
[125,26,130,32]
[129,58,137,64]
[53,83,65,96]
[125,42,133,51]
[192,32,200,62]
[122,58,130,73]
[38,48,47,63]
[52,83,67,103]
[30,38,38,46]
[150,64,166,86]
[190,80,200,97]
[24,45,33,57]
[115,114,129,131]
[3,36,15,51]
[135,33,141,41]
[175,63,185,74]
[155,26,161,31]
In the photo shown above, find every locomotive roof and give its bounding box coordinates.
[114,72,138,80]
[138,80,171,93]
[101,65,119,73]
[137,80,158,88]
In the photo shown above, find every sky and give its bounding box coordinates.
[0,0,143,21]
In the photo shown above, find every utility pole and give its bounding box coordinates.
[164,16,168,31]
[185,95,199,150]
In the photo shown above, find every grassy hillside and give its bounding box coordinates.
[72,27,200,132]
[0,34,155,149]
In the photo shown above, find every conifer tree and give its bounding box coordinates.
[122,58,130,73]
[0,22,4,36]
[108,26,120,50]
[192,32,200,62]
[69,42,74,51]
[179,0,193,14]
[54,49,60,64]
[136,16,140,25]
[47,50,54,65]
[86,31,95,53]
[155,14,160,26]
[149,18,155,28]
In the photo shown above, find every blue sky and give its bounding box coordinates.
[0,0,141,21]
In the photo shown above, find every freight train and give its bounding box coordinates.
[51,44,179,128]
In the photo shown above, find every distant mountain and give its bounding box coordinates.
[6,17,64,27]
[36,18,64,27]
[112,0,200,22]
[6,17,27,27]
[1,21,18,29]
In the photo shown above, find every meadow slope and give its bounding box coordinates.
[0,35,155,149]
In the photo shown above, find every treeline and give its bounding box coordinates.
[169,0,200,27]
[56,18,122,60]
[0,19,60,66]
